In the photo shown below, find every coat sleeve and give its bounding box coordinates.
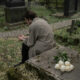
[23,25,36,47]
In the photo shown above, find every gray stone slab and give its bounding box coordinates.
[5,6,26,23]
[26,45,80,80]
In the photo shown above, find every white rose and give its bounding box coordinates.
[69,64,74,71]
[65,61,71,66]
[55,64,60,69]
[58,60,64,66]
[65,66,71,72]
[60,65,66,72]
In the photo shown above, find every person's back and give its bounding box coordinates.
[28,18,55,57]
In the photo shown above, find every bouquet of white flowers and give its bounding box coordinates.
[54,51,74,72]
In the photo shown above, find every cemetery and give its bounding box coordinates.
[0,0,80,80]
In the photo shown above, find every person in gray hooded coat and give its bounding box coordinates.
[15,10,55,66]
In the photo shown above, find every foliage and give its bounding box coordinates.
[67,38,74,44]
[3,26,9,31]
[54,27,80,53]
[0,39,21,70]
[7,68,23,80]
[38,0,64,9]
[75,20,80,27]
[30,6,66,23]
[54,26,80,40]
[0,38,22,80]
[54,51,69,63]
[0,6,5,26]
[0,16,5,26]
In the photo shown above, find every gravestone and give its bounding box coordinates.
[77,0,80,11]
[64,0,76,16]
[5,0,27,23]
[6,0,25,7]
[25,46,80,80]
[75,0,78,11]
[0,0,5,5]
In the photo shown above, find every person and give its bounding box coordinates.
[14,10,55,67]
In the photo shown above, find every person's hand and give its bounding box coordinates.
[18,35,25,41]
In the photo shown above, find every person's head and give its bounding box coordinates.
[24,10,37,25]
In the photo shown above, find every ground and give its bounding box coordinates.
[0,38,21,80]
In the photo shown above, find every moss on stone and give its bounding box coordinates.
[7,67,23,80]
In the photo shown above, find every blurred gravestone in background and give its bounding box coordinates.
[77,0,80,11]
[0,0,5,5]
[5,0,27,23]
[6,0,25,7]
[64,0,76,16]
[64,0,80,16]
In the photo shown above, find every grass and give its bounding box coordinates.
[0,6,4,15]
[54,27,80,53]
[30,6,67,23]
[0,38,42,80]
[56,40,80,53]
[0,38,22,65]
[54,27,80,39]
[0,38,22,80]
[0,6,5,28]
[0,24,28,32]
